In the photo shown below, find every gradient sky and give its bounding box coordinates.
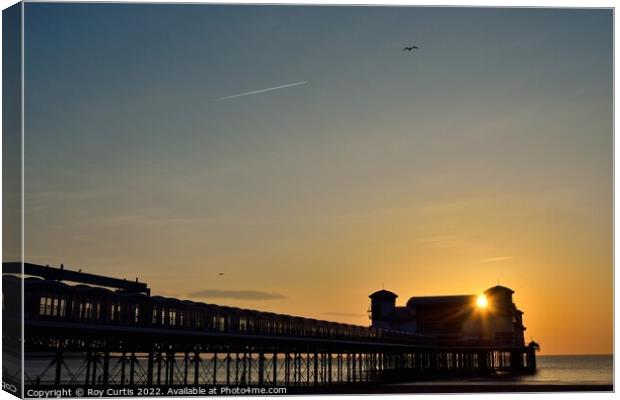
[21,4,612,355]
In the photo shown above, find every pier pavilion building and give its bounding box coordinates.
[369,286,526,347]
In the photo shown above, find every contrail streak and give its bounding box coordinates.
[214,81,307,101]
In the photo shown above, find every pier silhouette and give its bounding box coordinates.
[3,262,538,391]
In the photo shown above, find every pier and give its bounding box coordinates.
[3,263,537,391]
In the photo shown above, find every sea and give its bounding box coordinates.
[400,355,613,387]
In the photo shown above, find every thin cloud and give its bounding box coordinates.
[481,256,513,263]
[189,289,286,300]
[418,235,464,249]
[320,312,365,317]
[214,81,307,101]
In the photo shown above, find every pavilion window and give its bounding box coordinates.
[80,301,87,319]
[131,304,140,324]
[110,302,121,322]
[210,315,217,330]
[39,296,67,317]
[152,307,159,324]
[169,309,177,326]
[77,300,99,320]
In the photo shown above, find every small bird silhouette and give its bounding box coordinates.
[218,272,224,276]
[403,45,419,52]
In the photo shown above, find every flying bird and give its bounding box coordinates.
[218,272,224,276]
[403,45,419,52]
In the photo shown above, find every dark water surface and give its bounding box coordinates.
[398,354,613,386]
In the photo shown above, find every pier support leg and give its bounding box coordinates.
[84,350,92,387]
[54,342,63,386]
[258,352,264,387]
[129,352,135,385]
[226,353,231,385]
[184,352,189,385]
[313,352,318,386]
[328,353,332,384]
[120,352,127,385]
[213,352,218,385]
[193,352,200,385]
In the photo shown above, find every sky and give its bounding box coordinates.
[19,4,612,355]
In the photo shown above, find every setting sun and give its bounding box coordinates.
[476,294,488,308]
